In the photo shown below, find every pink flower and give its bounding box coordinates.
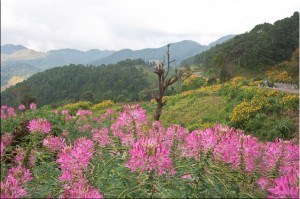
[59,176,103,198]
[29,150,37,166]
[29,102,37,110]
[8,166,33,184]
[268,175,299,198]
[213,127,242,169]
[76,110,93,120]
[0,166,32,198]
[257,177,270,189]
[65,115,73,121]
[28,118,52,134]
[1,176,27,198]
[93,108,114,124]
[242,135,261,172]
[92,128,110,147]
[126,137,176,175]
[0,132,14,160]
[59,170,74,181]
[166,124,189,142]
[7,107,17,117]
[1,133,14,146]
[181,174,192,179]
[52,109,58,114]
[180,130,202,160]
[1,109,7,119]
[79,124,91,133]
[76,109,93,116]
[110,104,148,146]
[14,147,26,165]
[110,149,120,157]
[56,137,94,179]
[62,130,69,137]
[1,142,6,159]
[43,136,66,152]
[1,106,17,118]
[18,104,26,111]
[61,109,69,115]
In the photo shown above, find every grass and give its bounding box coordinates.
[160,95,230,130]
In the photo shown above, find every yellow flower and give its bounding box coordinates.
[92,100,114,110]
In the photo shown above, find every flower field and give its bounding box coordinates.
[1,103,299,198]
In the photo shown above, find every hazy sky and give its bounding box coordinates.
[1,0,298,52]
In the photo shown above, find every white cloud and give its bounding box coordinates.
[1,0,298,51]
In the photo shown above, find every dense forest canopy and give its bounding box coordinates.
[181,12,299,70]
[1,59,152,107]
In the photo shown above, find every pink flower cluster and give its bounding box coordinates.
[1,105,17,119]
[59,177,103,198]
[76,109,93,120]
[43,136,66,152]
[111,104,148,146]
[79,124,91,133]
[92,128,110,147]
[56,137,94,179]
[14,147,26,165]
[268,175,299,198]
[1,166,33,198]
[1,133,14,159]
[93,108,114,124]
[125,121,189,175]
[61,110,74,122]
[28,118,52,134]
[18,104,26,111]
[55,137,103,198]
[29,102,37,110]
[126,137,176,175]
[179,124,299,197]
[1,146,33,198]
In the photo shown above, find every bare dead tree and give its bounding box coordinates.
[153,44,183,121]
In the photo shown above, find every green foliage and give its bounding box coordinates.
[160,95,229,131]
[182,76,206,91]
[59,101,92,115]
[1,59,152,107]
[182,12,299,73]
[207,77,217,86]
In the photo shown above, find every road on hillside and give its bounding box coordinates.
[270,83,299,94]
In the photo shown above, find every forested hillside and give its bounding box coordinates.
[1,59,152,107]
[181,12,299,71]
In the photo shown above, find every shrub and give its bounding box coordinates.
[91,100,114,110]
[207,77,217,86]
[281,94,299,110]
[59,101,92,115]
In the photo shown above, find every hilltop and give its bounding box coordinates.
[1,37,234,91]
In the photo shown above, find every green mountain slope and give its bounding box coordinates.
[1,59,153,107]
[181,12,299,71]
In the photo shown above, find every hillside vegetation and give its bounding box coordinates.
[1,59,154,107]
[181,12,299,81]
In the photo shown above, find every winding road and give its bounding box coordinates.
[270,83,299,94]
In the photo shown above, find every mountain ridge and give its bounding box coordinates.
[1,36,234,91]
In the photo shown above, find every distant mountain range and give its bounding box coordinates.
[1,36,235,91]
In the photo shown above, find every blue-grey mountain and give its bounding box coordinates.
[1,36,234,90]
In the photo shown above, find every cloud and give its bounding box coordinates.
[1,0,298,51]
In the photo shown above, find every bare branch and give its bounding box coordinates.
[153,44,183,121]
